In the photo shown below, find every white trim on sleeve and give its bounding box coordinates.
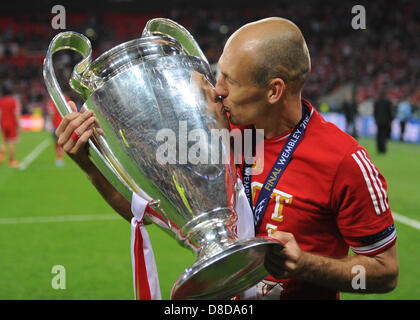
[351,229,396,255]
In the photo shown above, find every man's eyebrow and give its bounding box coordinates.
[221,71,229,79]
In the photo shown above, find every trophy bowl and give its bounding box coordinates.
[43,18,282,300]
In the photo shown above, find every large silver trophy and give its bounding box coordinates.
[43,18,281,299]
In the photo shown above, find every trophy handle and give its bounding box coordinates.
[43,31,173,228]
[43,31,92,117]
[43,32,139,198]
[42,31,138,200]
[142,18,208,64]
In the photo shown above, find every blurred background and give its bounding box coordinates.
[1,0,419,300]
[1,0,420,139]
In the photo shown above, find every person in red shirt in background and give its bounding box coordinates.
[47,98,65,166]
[0,86,21,168]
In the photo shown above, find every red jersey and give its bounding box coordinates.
[48,98,68,129]
[0,95,21,128]
[233,99,396,300]
[0,95,21,142]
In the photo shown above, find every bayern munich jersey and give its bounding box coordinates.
[232,99,396,299]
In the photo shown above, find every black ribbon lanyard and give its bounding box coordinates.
[242,105,310,228]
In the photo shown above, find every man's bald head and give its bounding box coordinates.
[225,17,311,93]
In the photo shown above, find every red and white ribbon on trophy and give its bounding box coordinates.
[130,192,167,300]
[130,175,256,300]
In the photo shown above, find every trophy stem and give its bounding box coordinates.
[170,208,284,300]
[179,208,237,259]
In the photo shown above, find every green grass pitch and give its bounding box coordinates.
[0,130,419,299]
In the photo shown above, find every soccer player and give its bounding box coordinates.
[55,17,398,299]
[0,87,21,168]
[214,17,398,299]
[47,98,66,166]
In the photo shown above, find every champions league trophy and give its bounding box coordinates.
[43,18,281,299]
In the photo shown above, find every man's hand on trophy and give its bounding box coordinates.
[56,101,96,169]
[264,231,304,280]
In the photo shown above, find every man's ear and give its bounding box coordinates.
[267,78,285,104]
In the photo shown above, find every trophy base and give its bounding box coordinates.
[170,238,283,300]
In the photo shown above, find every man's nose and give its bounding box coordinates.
[215,78,228,98]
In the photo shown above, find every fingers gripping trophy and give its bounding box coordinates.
[43,18,283,299]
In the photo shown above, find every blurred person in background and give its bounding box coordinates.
[396,98,412,142]
[47,98,65,166]
[341,92,358,139]
[0,86,21,167]
[374,88,394,154]
[0,128,4,163]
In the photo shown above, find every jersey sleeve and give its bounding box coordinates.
[331,146,396,256]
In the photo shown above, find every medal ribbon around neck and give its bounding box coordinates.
[242,104,310,228]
